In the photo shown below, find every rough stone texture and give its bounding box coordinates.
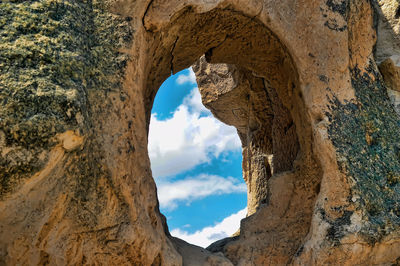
[375,0,400,116]
[378,56,400,115]
[374,0,400,64]
[0,0,400,265]
[379,56,400,92]
[193,57,300,216]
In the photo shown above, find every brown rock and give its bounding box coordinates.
[1,0,399,265]
[379,56,400,92]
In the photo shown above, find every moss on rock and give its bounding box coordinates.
[327,61,400,242]
[0,0,132,197]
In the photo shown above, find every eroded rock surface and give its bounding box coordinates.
[379,56,400,115]
[193,56,301,216]
[0,0,399,265]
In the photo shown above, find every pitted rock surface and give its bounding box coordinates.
[0,0,400,265]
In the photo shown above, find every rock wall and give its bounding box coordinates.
[193,57,301,216]
[0,0,399,265]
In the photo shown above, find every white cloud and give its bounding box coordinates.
[171,208,247,248]
[182,87,209,114]
[157,174,246,210]
[176,68,197,85]
[148,87,241,178]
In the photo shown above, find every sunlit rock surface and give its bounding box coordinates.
[0,0,399,265]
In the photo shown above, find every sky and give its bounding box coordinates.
[148,68,247,248]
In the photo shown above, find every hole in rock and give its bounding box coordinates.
[143,8,323,258]
[148,68,247,248]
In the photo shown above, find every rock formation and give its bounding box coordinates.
[0,0,399,265]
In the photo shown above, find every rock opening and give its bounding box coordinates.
[148,67,246,248]
[144,7,323,263]
[3,0,399,264]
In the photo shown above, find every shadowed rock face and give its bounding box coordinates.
[0,0,399,265]
[193,57,301,216]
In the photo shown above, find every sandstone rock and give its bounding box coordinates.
[378,56,400,115]
[378,55,400,92]
[172,238,233,266]
[193,56,300,216]
[374,0,400,64]
[0,0,399,265]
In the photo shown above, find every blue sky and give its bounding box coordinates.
[148,68,247,247]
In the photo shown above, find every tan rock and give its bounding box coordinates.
[58,130,84,152]
[379,56,400,91]
[0,0,399,265]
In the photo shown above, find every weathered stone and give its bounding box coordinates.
[193,56,300,216]
[379,56,400,92]
[0,0,399,265]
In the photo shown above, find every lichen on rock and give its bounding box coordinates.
[1,0,400,264]
[0,0,132,197]
[327,62,400,242]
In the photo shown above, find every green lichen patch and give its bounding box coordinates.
[327,61,400,243]
[0,0,132,197]
[319,208,353,246]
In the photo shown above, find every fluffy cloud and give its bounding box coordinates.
[182,88,209,114]
[171,208,247,248]
[176,68,197,85]
[149,70,246,247]
[148,87,241,178]
[157,174,246,210]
